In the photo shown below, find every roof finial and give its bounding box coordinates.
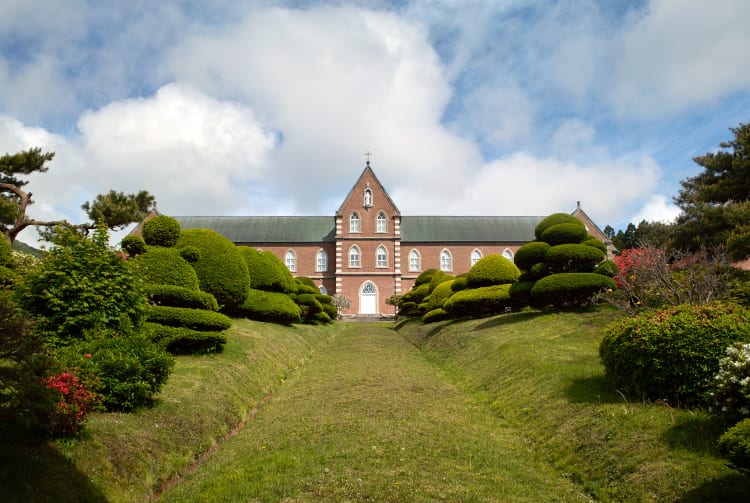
[364,150,372,167]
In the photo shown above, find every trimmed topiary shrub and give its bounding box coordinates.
[582,237,607,253]
[238,247,295,293]
[444,284,513,318]
[121,235,146,257]
[422,308,450,324]
[466,255,520,288]
[719,418,750,472]
[179,246,201,263]
[128,247,200,290]
[142,283,219,311]
[514,242,551,271]
[398,301,420,317]
[296,276,317,290]
[415,269,439,287]
[235,289,302,324]
[297,293,329,324]
[541,222,587,246]
[545,244,605,273]
[528,262,550,280]
[599,303,750,406]
[535,213,582,240]
[530,272,615,308]
[142,215,181,247]
[420,280,455,313]
[594,260,618,277]
[145,305,232,332]
[400,283,431,307]
[451,275,468,292]
[177,229,250,312]
[509,281,534,309]
[142,322,227,355]
[428,270,453,292]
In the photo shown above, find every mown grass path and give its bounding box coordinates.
[160,323,586,502]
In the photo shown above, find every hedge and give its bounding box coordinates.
[514,241,551,271]
[594,260,618,277]
[177,229,250,311]
[142,322,227,354]
[422,308,450,324]
[534,213,583,240]
[419,279,456,313]
[545,244,605,273]
[600,303,750,407]
[145,305,232,332]
[415,269,439,287]
[238,247,296,293]
[719,418,750,472]
[127,247,200,290]
[142,283,219,311]
[142,215,181,247]
[443,284,513,318]
[466,254,520,288]
[235,288,301,324]
[530,272,615,308]
[582,237,607,253]
[121,235,146,257]
[509,281,535,309]
[540,222,587,246]
[400,283,431,306]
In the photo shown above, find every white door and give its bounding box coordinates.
[359,282,377,314]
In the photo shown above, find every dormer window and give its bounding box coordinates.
[363,185,373,207]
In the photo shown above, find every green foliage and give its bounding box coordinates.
[419,280,455,313]
[422,308,449,324]
[443,284,513,318]
[177,229,250,312]
[145,305,232,332]
[142,283,218,311]
[297,293,331,324]
[121,235,146,257]
[534,213,582,240]
[399,283,430,308]
[296,276,317,289]
[415,269,439,287]
[719,418,750,472]
[530,272,615,308]
[514,242,551,271]
[540,222,587,246]
[58,333,174,411]
[582,237,607,253]
[708,342,750,423]
[610,219,674,251]
[238,247,295,293]
[466,254,520,288]
[235,289,302,324]
[0,148,54,240]
[599,303,750,406]
[545,244,605,273]
[81,190,154,230]
[397,301,419,317]
[127,246,200,290]
[16,226,147,344]
[451,275,468,292]
[141,215,181,247]
[179,246,201,263]
[141,322,227,355]
[509,281,534,309]
[428,270,453,292]
[593,259,618,277]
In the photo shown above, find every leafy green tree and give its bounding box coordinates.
[673,122,750,260]
[81,190,155,231]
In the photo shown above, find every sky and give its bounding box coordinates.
[1,0,749,245]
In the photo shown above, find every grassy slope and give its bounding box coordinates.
[397,309,750,501]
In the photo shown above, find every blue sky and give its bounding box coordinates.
[0,0,748,243]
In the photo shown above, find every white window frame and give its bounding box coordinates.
[376,212,387,233]
[349,212,361,233]
[316,249,327,272]
[471,249,483,266]
[349,245,361,268]
[285,250,296,272]
[502,248,514,262]
[376,245,388,268]
[409,249,421,272]
[440,249,452,272]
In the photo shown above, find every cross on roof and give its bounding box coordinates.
[364,150,373,166]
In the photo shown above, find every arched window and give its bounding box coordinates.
[376,245,388,267]
[316,249,327,272]
[319,285,328,295]
[349,245,361,268]
[376,212,387,233]
[440,249,452,272]
[362,282,376,294]
[409,249,421,272]
[349,212,360,233]
[364,188,373,207]
[502,248,514,262]
[471,249,482,266]
[285,250,296,272]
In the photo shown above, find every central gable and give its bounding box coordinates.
[336,162,400,238]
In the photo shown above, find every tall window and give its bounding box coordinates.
[471,249,482,266]
[285,250,296,272]
[349,246,361,267]
[316,249,327,272]
[502,248,514,262]
[349,212,360,233]
[409,249,421,272]
[319,285,328,295]
[376,246,388,267]
[440,249,452,272]
[376,212,387,233]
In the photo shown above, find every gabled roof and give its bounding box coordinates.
[336,162,400,215]
[173,216,336,243]
[400,216,543,243]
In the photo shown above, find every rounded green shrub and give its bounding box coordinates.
[451,275,468,292]
[142,215,181,247]
[142,283,218,311]
[235,289,301,324]
[145,305,232,332]
[128,247,200,290]
[599,303,750,406]
[541,222,587,246]
[415,269,439,287]
[594,260,618,277]
[427,270,453,293]
[582,237,607,253]
[296,276,317,289]
[444,284,513,318]
[530,272,615,308]
[719,418,750,472]
[238,247,295,293]
[466,254,520,288]
[121,235,146,257]
[422,308,450,324]
[514,242,551,271]
[509,281,535,309]
[420,280,455,313]
[142,322,227,355]
[545,244,605,273]
[528,262,550,280]
[177,229,250,312]
[179,246,201,263]
[535,213,582,240]
[400,283,431,307]
[297,293,328,324]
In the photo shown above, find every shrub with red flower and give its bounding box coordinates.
[44,369,100,435]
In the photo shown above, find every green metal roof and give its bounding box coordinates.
[173,216,336,243]
[400,216,544,243]
[172,215,544,244]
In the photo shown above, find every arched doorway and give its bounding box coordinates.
[359,281,377,314]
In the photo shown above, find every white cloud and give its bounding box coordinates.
[630,194,680,224]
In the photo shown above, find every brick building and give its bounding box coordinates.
[169,162,611,318]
